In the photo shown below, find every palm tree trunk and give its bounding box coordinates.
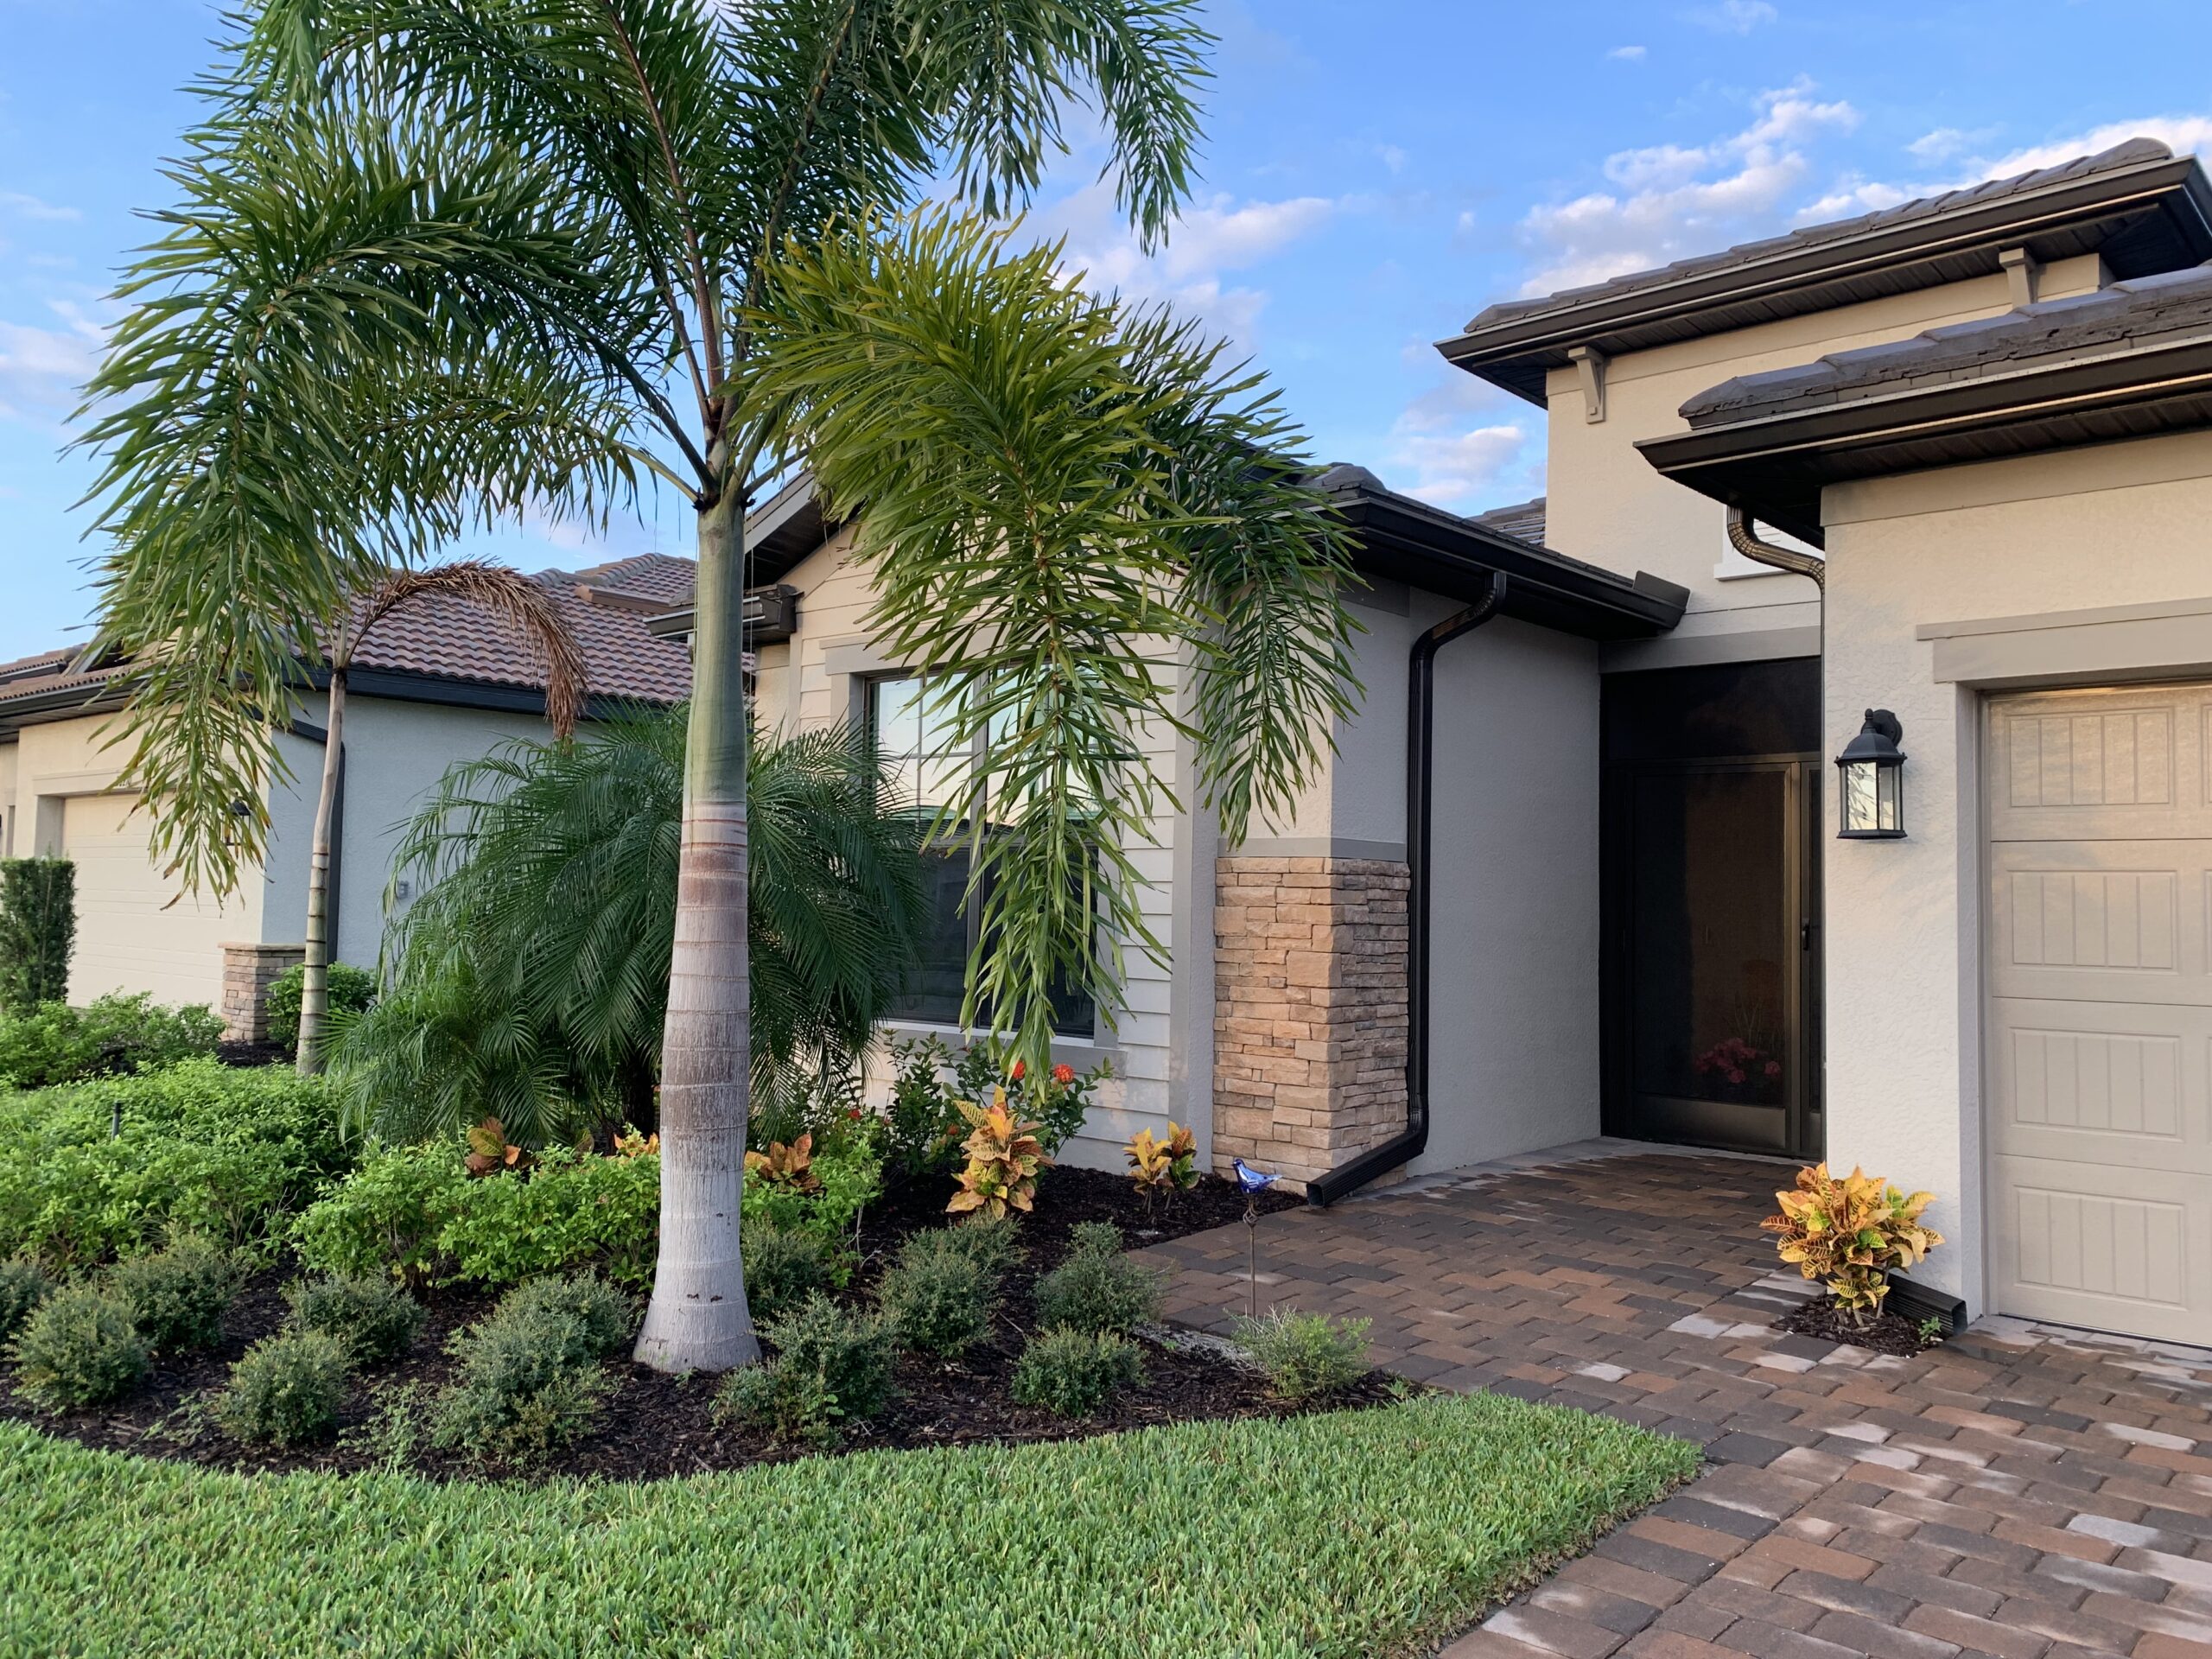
[296,662,346,1075]
[635,483,758,1372]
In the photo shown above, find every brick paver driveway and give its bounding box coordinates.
[1137,1145,2212,1659]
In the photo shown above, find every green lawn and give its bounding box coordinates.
[0,1393,1696,1658]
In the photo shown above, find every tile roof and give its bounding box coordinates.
[1679,259,2212,427]
[1462,140,2177,339]
[1465,496,1547,547]
[0,560,696,716]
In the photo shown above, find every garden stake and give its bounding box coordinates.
[1230,1158,1279,1320]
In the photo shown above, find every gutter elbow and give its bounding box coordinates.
[1726,506,1824,588]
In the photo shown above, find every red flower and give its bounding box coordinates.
[1764,1060,1782,1078]
[1009,1059,1026,1081]
[847,1107,863,1120]
[1052,1064,1076,1086]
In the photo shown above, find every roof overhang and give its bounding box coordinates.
[747,471,834,584]
[1636,331,2212,545]
[1324,475,1686,639]
[1440,148,2212,405]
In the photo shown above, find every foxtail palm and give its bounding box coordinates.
[84,0,1357,1371]
[297,561,586,1073]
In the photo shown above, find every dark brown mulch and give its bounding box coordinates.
[216,1039,291,1070]
[0,1165,1361,1484]
[1777,1293,1942,1357]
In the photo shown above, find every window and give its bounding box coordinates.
[868,675,1096,1037]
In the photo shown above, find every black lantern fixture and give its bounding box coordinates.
[1835,709,1905,839]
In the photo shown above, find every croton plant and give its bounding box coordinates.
[947,1091,1050,1220]
[1762,1162,1943,1323]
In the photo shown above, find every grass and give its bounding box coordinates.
[0,1392,1694,1658]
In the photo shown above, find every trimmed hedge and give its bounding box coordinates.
[292,1144,658,1289]
[0,994,225,1090]
[0,1394,1697,1656]
[0,1060,346,1267]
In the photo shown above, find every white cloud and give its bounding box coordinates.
[1608,44,1648,60]
[1376,144,1408,175]
[0,192,78,222]
[1381,377,1535,507]
[1685,0,1777,34]
[1796,113,2212,229]
[1986,115,2212,176]
[0,302,104,424]
[1515,80,1857,296]
[1031,181,1338,349]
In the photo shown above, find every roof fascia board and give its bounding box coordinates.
[1332,493,1685,636]
[1440,155,2212,404]
[1638,333,2212,533]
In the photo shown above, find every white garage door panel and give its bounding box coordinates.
[65,792,241,1008]
[1986,683,2212,1344]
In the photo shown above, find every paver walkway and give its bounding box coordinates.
[1136,1144,2212,1659]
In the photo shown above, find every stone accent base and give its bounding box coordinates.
[1212,856,1409,1192]
[221,942,304,1042]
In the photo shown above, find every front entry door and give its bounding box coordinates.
[1611,759,1822,1159]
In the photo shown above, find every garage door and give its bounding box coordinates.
[64,792,241,1008]
[1986,683,2212,1344]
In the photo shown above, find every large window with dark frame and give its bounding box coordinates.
[868,674,1096,1038]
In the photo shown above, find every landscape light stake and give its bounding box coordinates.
[1231,1158,1280,1321]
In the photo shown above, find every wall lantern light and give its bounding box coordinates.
[1835,709,1905,840]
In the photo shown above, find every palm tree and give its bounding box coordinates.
[296,561,587,1073]
[82,0,1357,1372]
[328,707,925,1146]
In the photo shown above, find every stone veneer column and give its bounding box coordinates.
[1212,856,1410,1192]
[220,942,305,1043]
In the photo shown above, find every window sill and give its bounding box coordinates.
[879,1020,1121,1070]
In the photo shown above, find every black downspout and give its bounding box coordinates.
[1308,569,1506,1206]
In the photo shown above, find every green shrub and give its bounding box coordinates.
[878,1236,996,1358]
[1033,1249,1162,1338]
[9,1284,149,1410]
[263,962,378,1052]
[216,1331,352,1446]
[292,1143,658,1290]
[111,1236,240,1354]
[712,1285,901,1446]
[711,1359,843,1448]
[438,1147,660,1287]
[741,1224,830,1324]
[1011,1327,1144,1416]
[0,1059,347,1267]
[920,1214,1023,1274]
[491,1272,633,1359]
[0,994,226,1090]
[1066,1220,1125,1260]
[1232,1309,1372,1402]
[289,1143,468,1285]
[0,859,73,1014]
[429,1276,626,1465]
[284,1275,423,1365]
[0,1257,51,1344]
[883,1035,963,1180]
[740,1135,881,1246]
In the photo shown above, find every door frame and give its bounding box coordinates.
[1602,750,1826,1160]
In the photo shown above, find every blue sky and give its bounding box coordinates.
[2,0,2209,659]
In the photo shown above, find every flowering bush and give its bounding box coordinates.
[1762,1163,1943,1323]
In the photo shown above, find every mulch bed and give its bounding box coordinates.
[0,1166,1377,1483]
[1777,1293,1942,1357]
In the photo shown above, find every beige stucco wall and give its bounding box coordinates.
[1818,427,2212,1314]
[3,710,263,1006]
[1539,256,2107,671]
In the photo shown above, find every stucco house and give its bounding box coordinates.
[0,553,693,1033]
[682,136,2212,1349]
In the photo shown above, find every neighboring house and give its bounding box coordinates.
[0,553,693,1031]
[684,137,2212,1350]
